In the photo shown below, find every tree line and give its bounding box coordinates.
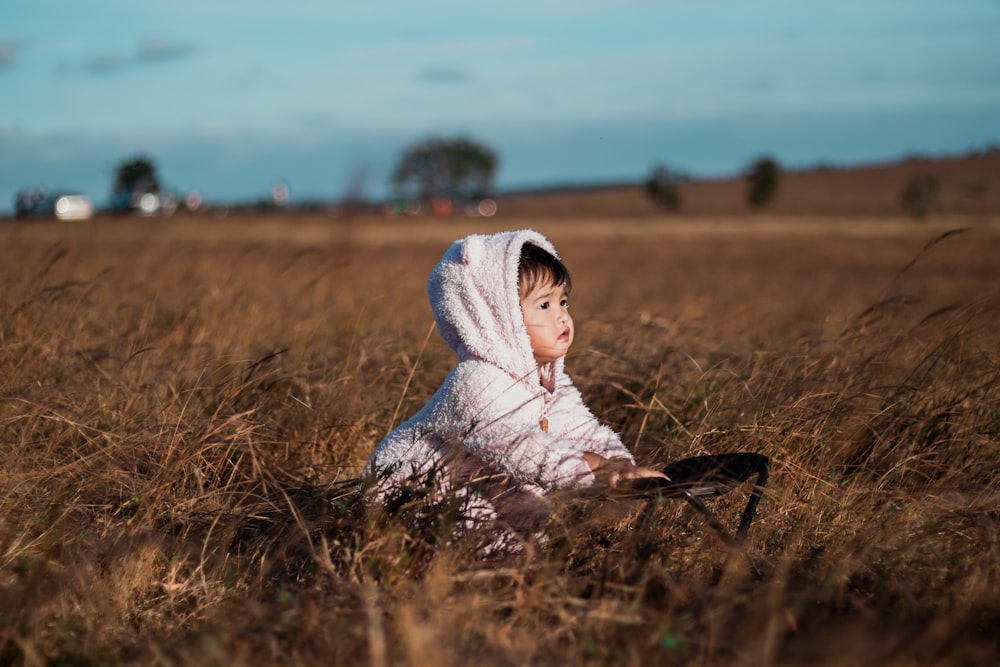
[106,139,945,217]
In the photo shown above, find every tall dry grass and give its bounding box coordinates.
[1,217,998,666]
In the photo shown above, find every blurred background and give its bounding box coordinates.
[2,0,998,216]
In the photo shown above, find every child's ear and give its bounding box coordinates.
[461,234,485,265]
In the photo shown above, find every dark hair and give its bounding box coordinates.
[518,243,572,298]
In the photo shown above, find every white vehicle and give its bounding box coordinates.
[14,189,94,221]
[53,193,94,221]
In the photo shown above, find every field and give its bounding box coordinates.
[2,213,999,666]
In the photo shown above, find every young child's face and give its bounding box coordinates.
[520,278,574,367]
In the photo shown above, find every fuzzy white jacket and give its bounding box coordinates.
[362,229,633,507]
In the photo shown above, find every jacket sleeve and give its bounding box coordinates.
[436,363,628,490]
[546,377,635,463]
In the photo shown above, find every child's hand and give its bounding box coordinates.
[583,453,668,487]
[623,465,669,481]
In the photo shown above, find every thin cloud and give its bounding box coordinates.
[85,53,127,75]
[417,67,474,85]
[747,76,776,94]
[135,36,197,63]
[60,36,198,76]
[0,40,21,70]
[856,66,888,84]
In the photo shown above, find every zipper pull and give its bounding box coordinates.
[539,418,549,432]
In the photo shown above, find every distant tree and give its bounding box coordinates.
[645,164,684,211]
[899,172,939,219]
[392,137,498,202]
[745,156,781,209]
[111,155,161,208]
[14,187,47,218]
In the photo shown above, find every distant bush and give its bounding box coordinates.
[644,165,684,211]
[900,172,940,219]
[745,156,781,209]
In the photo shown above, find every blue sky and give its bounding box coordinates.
[2,0,999,212]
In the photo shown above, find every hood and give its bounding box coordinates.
[428,229,564,383]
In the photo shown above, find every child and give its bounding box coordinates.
[361,229,663,546]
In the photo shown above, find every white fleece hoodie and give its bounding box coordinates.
[362,229,633,523]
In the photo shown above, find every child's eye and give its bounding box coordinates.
[539,301,549,310]
[561,299,569,308]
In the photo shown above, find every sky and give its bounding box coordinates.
[2,0,999,212]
